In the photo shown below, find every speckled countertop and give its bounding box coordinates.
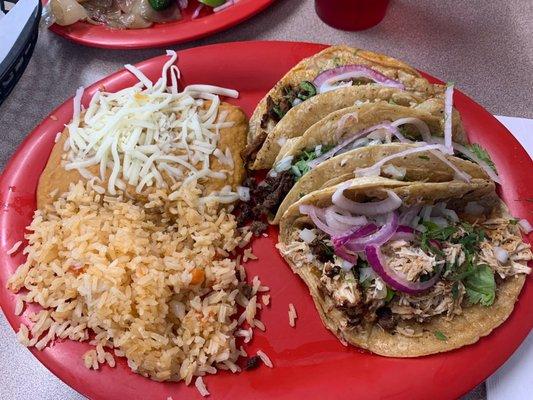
[1,0,532,398]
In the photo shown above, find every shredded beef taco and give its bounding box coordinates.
[272,143,490,224]
[250,86,442,170]
[277,177,531,356]
[242,101,471,226]
[245,45,445,169]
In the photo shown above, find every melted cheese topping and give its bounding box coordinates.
[64,50,239,200]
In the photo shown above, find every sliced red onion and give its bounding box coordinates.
[313,65,405,94]
[325,207,353,232]
[344,212,399,252]
[192,4,204,19]
[335,112,358,139]
[425,147,471,182]
[391,225,416,241]
[332,224,378,247]
[178,0,188,9]
[332,184,402,216]
[391,117,432,143]
[444,83,454,153]
[365,245,442,294]
[214,0,234,12]
[430,137,500,184]
[354,143,446,178]
[299,205,347,236]
[326,206,368,226]
[308,122,395,168]
[518,219,533,234]
[335,246,358,264]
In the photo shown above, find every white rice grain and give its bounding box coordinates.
[6,240,22,255]
[288,303,297,328]
[14,297,24,315]
[253,319,266,332]
[257,350,273,368]
[195,376,210,397]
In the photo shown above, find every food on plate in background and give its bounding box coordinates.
[49,0,235,29]
[8,51,269,392]
[277,174,532,356]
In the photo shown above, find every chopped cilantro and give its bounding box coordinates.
[419,222,458,257]
[467,144,496,172]
[332,56,342,67]
[434,331,447,341]
[320,241,335,259]
[451,282,460,300]
[297,81,317,101]
[463,264,496,306]
[272,105,285,120]
[418,155,430,161]
[385,287,396,303]
[509,218,519,225]
[291,145,334,179]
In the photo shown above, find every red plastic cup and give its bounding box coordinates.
[315,0,390,31]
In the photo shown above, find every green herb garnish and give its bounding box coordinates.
[434,331,447,341]
[297,81,317,101]
[291,145,334,179]
[467,144,496,172]
[418,155,430,161]
[385,287,396,303]
[463,264,496,306]
[451,282,460,300]
[272,105,285,120]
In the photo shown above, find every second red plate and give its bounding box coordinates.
[48,0,275,49]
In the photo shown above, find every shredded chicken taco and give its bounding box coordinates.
[245,45,446,169]
[277,177,531,356]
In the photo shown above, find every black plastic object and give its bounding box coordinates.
[0,0,42,106]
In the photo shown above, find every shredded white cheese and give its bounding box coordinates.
[64,50,241,200]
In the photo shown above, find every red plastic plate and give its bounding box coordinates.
[0,41,532,400]
[48,0,274,49]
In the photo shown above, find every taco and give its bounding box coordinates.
[272,143,490,224]
[277,177,531,356]
[239,101,471,226]
[245,45,445,169]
